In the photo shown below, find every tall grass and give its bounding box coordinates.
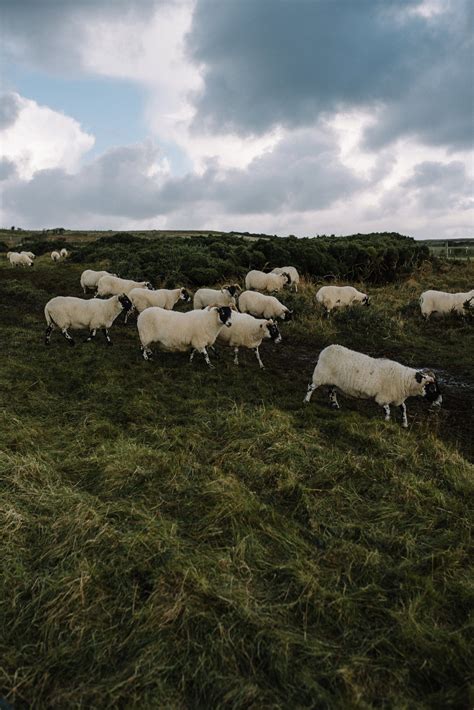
[0,252,472,708]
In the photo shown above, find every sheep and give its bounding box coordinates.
[271,266,300,292]
[8,252,33,267]
[193,285,240,309]
[245,270,290,293]
[44,294,132,346]
[60,248,69,258]
[303,344,442,427]
[238,290,293,321]
[96,274,153,297]
[137,305,232,367]
[20,251,35,260]
[215,312,281,369]
[419,289,474,319]
[126,287,191,323]
[80,269,117,294]
[51,251,61,262]
[316,285,369,315]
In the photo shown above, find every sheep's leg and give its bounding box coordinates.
[399,403,408,428]
[234,347,239,365]
[254,347,265,369]
[304,382,318,403]
[189,349,196,362]
[45,325,53,345]
[383,404,391,422]
[85,329,97,342]
[62,328,75,346]
[124,307,135,324]
[329,388,339,409]
[201,347,214,368]
[102,328,112,345]
[209,345,220,359]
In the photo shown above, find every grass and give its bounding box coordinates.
[0,253,473,708]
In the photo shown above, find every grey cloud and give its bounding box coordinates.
[0,92,21,129]
[0,158,17,180]
[187,0,473,149]
[401,160,474,211]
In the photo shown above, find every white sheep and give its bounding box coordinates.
[137,305,233,367]
[193,285,240,309]
[215,312,281,369]
[80,269,117,294]
[304,344,442,427]
[271,266,300,292]
[8,252,33,267]
[51,251,61,262]
[238,290,293,321]
[419,289,474,319]
[20,251,35,260]
[316,285,369,314]
[245,270,290,293]
[127,287,191,323]
[44,294,133,346]
[96,274,153,297]
[60,248,69,258]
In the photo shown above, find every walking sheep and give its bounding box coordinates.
[316,285,369,314]
[96,274,153,297]
[238,291,293,321]
[80,270,118,294]
[303,344,442,427]
[193,285,240,309]
[419,289,474,319]
[137,305,232,367]
[245,270,290,293]
[44,294,132,346]
[215,312,281,369]
[271,266,300,292]
[127,287,191,322]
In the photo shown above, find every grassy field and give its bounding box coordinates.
[0,251,473,708]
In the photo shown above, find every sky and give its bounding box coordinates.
[0,0,473,239]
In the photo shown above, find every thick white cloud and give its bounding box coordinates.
[0,92,94,179]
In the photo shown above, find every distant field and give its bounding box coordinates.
[0,245,473,708]
[419,238,474,260]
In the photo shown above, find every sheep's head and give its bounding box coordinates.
[118,294,133,312]
[363,295,370,307]
[283,308,293,321]
[415,370,442,406]
[265,319,282,343]
[180,288,191,302]
[145,282,154,290]
[282,272,291,284]
[216,306,232,327]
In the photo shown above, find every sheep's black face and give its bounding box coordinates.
[363,296,370,307]
[217,306,232,327]
[424,379,442,405]
[284,309,293,321]
[227,285,240,297]
[268,322,282,343]
[146,282,154,290]
[181,289,191,302]
[119,294,133,312]
[283,273,291,284]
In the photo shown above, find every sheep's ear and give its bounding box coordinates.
[415,372,424,383]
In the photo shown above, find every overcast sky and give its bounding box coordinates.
[0,0,472,238]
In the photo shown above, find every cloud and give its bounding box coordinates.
[0,158,17,181]
[187,0,473,149]
[401,160,474,211]
[0,92,94,178]
[0,92,21,129]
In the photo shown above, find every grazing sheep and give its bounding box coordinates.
[96,274,153,297]
[80,269,117,294]
[215,312,281,369]
[44,294,132,346]
[419,289,474,319]
[8,252,33,267]
[20,251,35,260]
[245,270,290,293]
[137,305,232,367]
[51,251,61,262]
[316,285,369,314]
[127,287,191,322]
[193,285,240,309]
[238,290,293,321]
[272,266,300,292]
[304,344,442,427]
[60,248,69,258]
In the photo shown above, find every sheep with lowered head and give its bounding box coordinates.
[137,305,232,367]
[51,251,61,262]
[126,287,191,322]
[245,270,290,293]
[238,290,293,321]
[44,294,132,346]
[215,312,281,369]
[193,285,240,309]
[21,251,35,260]
[419,289,474,319]
[8,252,33,267]
[96,274,153,297]
[304,344,442,427]
[80,269,118,294]
[271,266,300,292]
[316,285,369,315]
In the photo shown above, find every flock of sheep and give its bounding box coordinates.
[6,249,473,427]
